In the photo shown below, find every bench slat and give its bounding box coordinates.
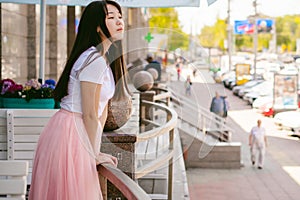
[14,143,36,151]
[0,179,27,195]
[13,127,44,135]
[13,118,51,126]
[14,135,39,143]
[0,161,28,176]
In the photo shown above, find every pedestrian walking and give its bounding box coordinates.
[176,63,181,81]
[210,92,225,118]
[249,119,268,169]
[29,1,125,199]
[222,95,229,119]
[210,92,227,128]
[185,75,192,96]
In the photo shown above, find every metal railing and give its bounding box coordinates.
[170,90,233,142]
[137,89,177,200]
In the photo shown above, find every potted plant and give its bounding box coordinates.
[0,78,56,109]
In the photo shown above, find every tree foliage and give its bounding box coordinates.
[148,8,189,51]
[198,19,227,51]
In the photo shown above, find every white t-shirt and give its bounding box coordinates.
[60,47,115,117]
[250,126,266,148]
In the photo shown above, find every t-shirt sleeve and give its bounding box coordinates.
[78,56,107,84]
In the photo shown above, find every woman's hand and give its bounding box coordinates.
[96,152,118,167]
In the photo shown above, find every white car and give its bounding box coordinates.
[274,111,300,133]
[241,81,273,103]
[252,96,273,109]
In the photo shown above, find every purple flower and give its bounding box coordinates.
[7,84,23,93]
[25,79,41,90]
[1,78,15,85]
[45,79,56,86]
[1,79,16,95]
[1,78,56,101]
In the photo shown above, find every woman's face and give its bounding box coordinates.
[105,4,124,41]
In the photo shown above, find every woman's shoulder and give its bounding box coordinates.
[74,47,106,71]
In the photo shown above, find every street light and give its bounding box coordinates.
[227,0,232,72]
[252,0,258,80]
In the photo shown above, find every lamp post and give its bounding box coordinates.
[227,0,232,71]
[253,0,258,80]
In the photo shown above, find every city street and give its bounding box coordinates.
[167,67,300,200]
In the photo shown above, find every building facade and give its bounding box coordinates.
[0,3,148,83]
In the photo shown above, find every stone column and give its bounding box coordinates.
[101,133,137,200]
[100,92,139,200]
[27,5,36,80]
[48,6,57,80]
[67,6,75,57]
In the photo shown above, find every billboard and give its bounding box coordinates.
[234,19,274,35]
[273,74,298,110]
[235,63,251,85]
[234,20,254,34]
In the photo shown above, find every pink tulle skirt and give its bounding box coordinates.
[29,109,102,200]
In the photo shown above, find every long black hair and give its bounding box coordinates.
[54,0,127,102]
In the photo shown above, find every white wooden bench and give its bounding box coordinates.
[0,110,7,160]
[0,160,28,200]
[0,109,58,184]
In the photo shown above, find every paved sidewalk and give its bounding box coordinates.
[166,68,300,200]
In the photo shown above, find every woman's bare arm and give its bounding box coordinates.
[81,81,101,153]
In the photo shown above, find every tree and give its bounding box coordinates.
[148,8,189,51]
[198,19,227,51]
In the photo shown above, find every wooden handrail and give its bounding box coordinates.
[97,164,151,200]
[137,100,177,142]
[153,91,171,102]
[151,87,169,94]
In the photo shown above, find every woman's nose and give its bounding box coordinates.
[116,18,123,25]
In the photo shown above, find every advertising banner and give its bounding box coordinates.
[234,20,254,34]
[273,73,298,110]
[235,63,251,85]
[234,19,274,35]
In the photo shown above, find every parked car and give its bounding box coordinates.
[222,71,235,89]
[232,80,262,96]
[252,96,273,109]
[238,79,265,98]
[260,102,274,117]
[274,110,300,133]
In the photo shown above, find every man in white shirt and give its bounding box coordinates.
[249,119,268,169]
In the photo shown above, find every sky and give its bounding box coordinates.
[176,0,300,34]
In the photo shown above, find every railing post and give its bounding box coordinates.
[98,173,107,200]
[166,96,170,107]
[202,114,206,134]
[167,112,174,200]
[140,91,155,132]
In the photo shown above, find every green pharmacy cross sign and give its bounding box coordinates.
[145,32,154,43]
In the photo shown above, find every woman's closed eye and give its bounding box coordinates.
[107,15,122,20]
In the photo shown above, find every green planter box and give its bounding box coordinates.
[2,98,55,109]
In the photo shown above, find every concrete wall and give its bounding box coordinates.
[1,4,67,82]
[1,5,147,82]
[180,130,242,169]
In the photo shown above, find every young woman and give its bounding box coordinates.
[29,1,126,199]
